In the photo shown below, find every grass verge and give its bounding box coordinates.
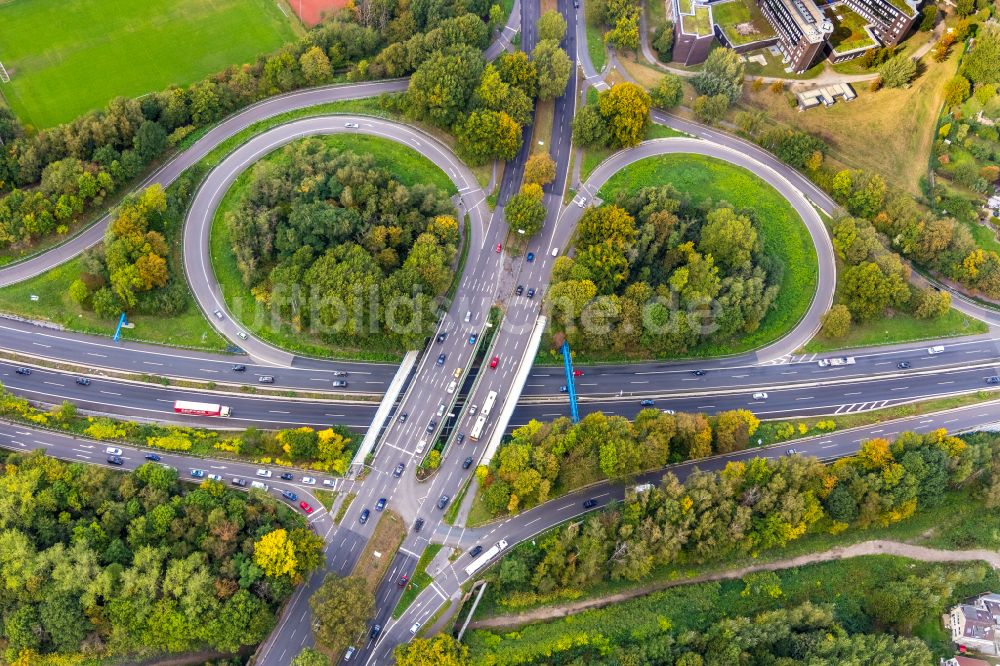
[352,509,406,594]
[333,492,356,524]
[803,307,987,353]
[392,544,443,619]
[313,489,336,511]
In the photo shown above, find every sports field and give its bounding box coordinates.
[0,0,298,128]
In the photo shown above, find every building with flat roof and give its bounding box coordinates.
[842,0,920,46]
[757,0,832,72]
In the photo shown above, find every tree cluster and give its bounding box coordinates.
[0,2,494,252]
[829,167,1000,299]
[962,21,1000,85]
[545,189,777,357]
[0,450,322,662]
[478,409,760,516]
[403,19,570,165]
[573,82,652,149]
[226,139,458,348]
[486,428,978,607]
[468,601,934,664]
[690,48,745,122]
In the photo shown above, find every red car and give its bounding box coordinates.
[573,369,584,377]
[397,574,409,587]
[495,243,502,253]
[490,356,500,369]
[299,501,314,514]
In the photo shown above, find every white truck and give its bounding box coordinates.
[173,400,232,417]
[817,356,855,367]
[464,540,508,577]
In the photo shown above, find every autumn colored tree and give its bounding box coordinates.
[597,82,651,148]
[254,528,298,579]
[524,152,556,186]
[504,183,546,236]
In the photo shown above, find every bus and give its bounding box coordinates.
[481,390,498,418]
[469,415,487,442]
[464,540,508,577]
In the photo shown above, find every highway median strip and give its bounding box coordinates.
[392,544,443,619]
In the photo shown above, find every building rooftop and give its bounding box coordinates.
[681,4,714,35]
[782,0,833,44]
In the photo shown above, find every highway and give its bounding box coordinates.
[0,0,997,662]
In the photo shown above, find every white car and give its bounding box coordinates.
[256,469,272,478]
[551,247,559,257]
[105,446,123,456]
[928,345,945,354]
[415,439,427,454]
[212,309,224,320]
[301,476,316,485]
[576,196,587,208]
[208,473,223,481]
[436,403,446,417]
[662,409,676,415]
[237,331,248,340]
[447,380,457,394]
[322,479,336,487]
[752,392,768,400]
[344,122,359,128]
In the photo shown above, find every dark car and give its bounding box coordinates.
[987,376,1000,385]
[359,509,370,524]
[526,252,535,262]
[437,495,450,509]
[232,364,246,372]
[691,370,705,376]
[398,574,409,587]
[144,453,161,461]
[897,361,912,369]
[370,624,382,639]
[426,420,437,433]
[786,448,798,456]
[231,478,247,487]
[332,370,348,377]
[559,385,568,393]
[414,517,425,532]
[375,497,387,512]
[281,490,298,501]
[75,377,90,386]
[583,498,598,509]
[437,353,446,366]
[399,412,408,423]
[393,462,405,478]
[462,456,474,469]
[280,472,294,480]
[190,469,206,478]
[456,433,465,445]
[258,375,275,384]
[468,333,478,345]
[14,367,30,375]
[469,545,483,557]
[527,287,535,298]
[640,399,655,406]
[515,285,524,296]
[436,332,447,344]
[106,455,123,465]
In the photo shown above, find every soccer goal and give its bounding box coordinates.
[0,61,9,84]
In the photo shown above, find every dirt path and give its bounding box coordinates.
[468,540,1000,630]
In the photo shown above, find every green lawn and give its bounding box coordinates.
[580,123,686,183]
[211,134,456,361]
[594,153,818,360]
[0,0,297,128]
[825,6,876,53]
[712,0,775,45]
[804,307,987,353]
[681,6,713,36]
[585,5,607,71]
